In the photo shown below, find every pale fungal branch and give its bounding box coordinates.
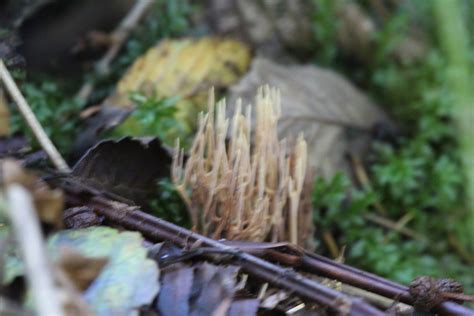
[6,184,64,316]
[172,86,308,244]
[0,60,70,172]
[77,0,154,101]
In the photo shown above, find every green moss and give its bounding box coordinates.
[310,0,472,288]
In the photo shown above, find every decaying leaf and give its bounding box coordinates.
[228,299,260,316]
[336,2,376,63]
[4,227,159,316]
[157,264,193,316]
[49,227,159,316]
[157,262,240,316]
[0,135,29,158]
[227,58,393,178]
[203,0,313,57]
[0,89,10,136]
[336,2,428,64]
[57,246,108,292]
[1,159,64,227]
[107,37,251,134]
[0,32,25,70]
[71,137,172,207]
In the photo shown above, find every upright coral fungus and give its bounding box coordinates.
[172,86,308,243]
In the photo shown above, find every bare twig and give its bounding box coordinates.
[6,184,64,316]
[363,213,426,242]
[0,60,70,172]
[55,177,474,316]
[62,190,384,316]
[77,0,153,101]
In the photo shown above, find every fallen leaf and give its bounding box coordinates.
[203,0,313,57]
[110,37,251,113]
[260,290,289,309]
[189,263,239,316]
[0,135,29,158]
[0,32,25,70]
[157,264,193,316]
[227,58,393,178]
[227,299,260,316]
[71,137,172,207]
[0,89,10,136]
[156,262,240,316]
[1,159,64,227]
[58,246,108,291]
[78,37,251,151]
[48,227,160,316]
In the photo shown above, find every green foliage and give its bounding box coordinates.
[310,1,471,288]
[312,174,473,288]
[10,80,83,154]
[312,173,375,230]
[310,0,340,65]
[113,92,183,145]
[434,0,474,253]
[9,0,194,156]
[149,178,190,228]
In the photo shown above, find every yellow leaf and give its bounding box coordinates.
[0,88,10,136]
[108,37,251,134]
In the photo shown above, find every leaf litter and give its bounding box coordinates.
[0,4,472,314]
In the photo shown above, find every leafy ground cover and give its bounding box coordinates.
[2,1,472,314]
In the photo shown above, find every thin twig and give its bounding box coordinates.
[6,184,64,316]
[77,0,153,101]
[0,60,70,172]
[62,190,384,316]
[363,213,426,242]
[55,177,474,316]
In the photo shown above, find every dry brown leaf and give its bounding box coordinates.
[227,58,393,179]
[71,137,172,207]
[58,246,108,292]
[0,89,10,136]
[157,262,240,316]
[204,0,313,57]
[1,159,64,227]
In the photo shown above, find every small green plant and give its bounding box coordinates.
[312,173,473,288]
[149,178,190,228]
[310,0,340,66]
[310,0,471,288]
[10,80,83,154]
[113,92,183,145]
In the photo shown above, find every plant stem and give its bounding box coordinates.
[434,0,474,254]
[77,0,154,101]
[0,60,70,172]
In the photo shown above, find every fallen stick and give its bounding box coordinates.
[0,60,70,172]
[6,184,64,316]
[63,190,385,316]
[56,178,474,316]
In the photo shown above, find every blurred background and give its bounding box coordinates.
[1,0,472,290]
